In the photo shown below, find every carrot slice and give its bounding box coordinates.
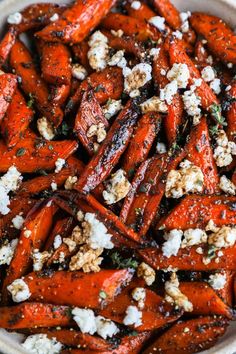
[158,195,236,230]
[190,13,236,64]
[0,303,72,329]
[185,117,220,194]
[49,84,71,106]
[23,269,132,308]
[0,27,17,64]
[152,0,182,29]
[0,89,33,147]
[0,73,17,122]
[143,316,228,354]
[75,100,139,194]
[36,0,116,43]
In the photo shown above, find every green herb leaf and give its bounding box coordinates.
[207,245,217,259]
[16,147,26,157]
[27,93,35,108]
[111,252,138,270]
[210,103,227,126]
[99,290,107,300]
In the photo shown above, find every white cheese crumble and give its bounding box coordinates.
[148,16,165,31]
[124,63,152,97]
[140,96,168,113]
[88,31,109,71]
[123,305,142,327]
[87,122,107,143]
[83,213,114,249]
[208,226,236,248]
[23,229,32,238]
[32,250,51,271]
[201,66,215,82]
[149,47,161,58]
[131,1,141,10]
[49,13,59,22]
[180,11,191,33]
[7,278,31,303]
[103,169,131,205]
[132,287,146,309]
[183,90,201,118]
[53,235,62,249]
[156,142,167,154]
[160,80,178,105]
[0,166,22,215]
[72,64,88,80]
[167,63,190,89]
[210,78,221,95]
[95,316,119,339]
[208,272,227,290]
[165,273,193,312]
[7,12,22,25]
[12,215,24,230]
[181,229,207,248]
[111,29,124,37]
[102,99,122,119]
[173,30,183,39]
[219,175,236,195]
[213,130,236,167]
[165,159,204,198]
[162,229,183,258]
[108,50,126,67]
[37,117,55,141]
[0,239,18,265]
[64,176,78,190]
[72,308,97,334]
[51,182,57,191]
[22,334,62,354]
[55,158,66,173]
[137,262,156,286]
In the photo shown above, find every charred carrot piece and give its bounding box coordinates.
[9,40,63,127]
[0,134,78,173]
[122,112,161,175]
[75,100,139,194]
[0,303,72,329]
[41,42,72,85]
[36,0,116,43]
[158,195,236,230]
[72,41,90,71]
[152,0,182,29]
[0,27,17,64]
[138,244,236,271]
[0,73,17,122]
[65,67,123,114]
[226,82,236,141]
[125,1,156,21]
[102,13,161,42]
[190,13,236,64]
[0,89,33,147]
[23,269,132,308]
[44,217,74,250]
[49,84,71,106]
[185,117,220,194]
[143,316,228,354]
[74,88,108,155]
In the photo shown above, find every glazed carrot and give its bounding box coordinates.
[0,134,78,173]
[125,1,156,22]
[72,41,90,71]
[185,117,220,194]
[9,40,63,127]
[212,271,234,307]
[65,67,123,114]
[152,0,182,29]
[102,13,161,42]
[0,303,72,329]
[138,244,236,271]
[0,89,33,147]
[190,13,236,64]
[44,217,74,251]
[36,0,116,43]
[75,100,139,194]
[122,112,161,175]
[194,40,209,67]
[74,88,108,155]
[0,27,17,64]
[41,42,72,85]
[143,316,228,354]
[23,269,132,308]
[179,282,232,318]
[226,82,236,141]
[50,84,71,106]
[158,195,236,230]
[0,73,17,122]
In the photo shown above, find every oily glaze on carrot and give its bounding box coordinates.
[152,0,182,29]
[143,316,228,354]
[125,1,156,22]
[0,73,17,122]
[190,13,236,64]
[36,0,116,44]
[49,84,71,107]
[226,82,236,141]
[44,217,74,251]
[0,27,17,64]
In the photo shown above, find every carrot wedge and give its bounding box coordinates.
[36,0,116,44]
[152,0,182,29]
[22,269,132,308]
[0,72,17,122]
[190,13,236,64]
[1,89,33,147]
[0,303,72,329]
[0,27,17,64]
[44,217,74,250]
[143,316,229,354]
[185,117,219,194]
[125,1,156,22]
[50,84,71,106]
[75,100,139,194]
[157,195,236,230]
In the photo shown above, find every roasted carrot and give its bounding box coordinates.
[158,195,236,230]
[72,41,90,71]
[0,89,33,147]
[194,40,210,67]
[0,303,72,329]
[190,13,236,64]
[49,84,71,106]
[0,27,17,64]
[44,217,74,251]
[23,269,132,308]
[125,1,156,22]
[211,271,234,307]
[36,0,116,43]
[0,72,17,122]
[152,0,182,29]
[185,117,220,194]
[122,112,161,175]
[143,316,228,354]
[41,42,72,85]
[9,40,63,127]
[74,88,108,155]
[226,82,236,141]
[75,100,139,194]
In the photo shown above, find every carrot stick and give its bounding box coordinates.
[226,82,236,142]
[72,41,90,71]
[143,316,228,354]
[190,13,236,64]
[36,0,116,44]
[0,27,17,64]
[44,217,74,250]
[0,72,17,122]
[49,84,70,106]
[23,269,132,308]
[152,0,182,29]
[75,100,139,194]
[158,195,236,230]
[0,89,33,147]
[125,1,156,21]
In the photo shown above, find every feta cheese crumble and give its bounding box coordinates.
[219,175,236,195]
[102,99,122,119]
[131,1,141,10]
[22,334,62,354]
[183,89,201,119]
[132,287,146,309]
[180,11,191,33]
[72,64,88,80]
[88,31,109,71]
[55,158,66,173]
[160,80,178,105]
[0,239,18,265]
[123,305,142,327]
[208,226,236,248]
[37,117,55,141]
[103,169,131,205]
[7,12,22,25]
[83,213,114,249]
[162,229,183,258]
[124,63,152,97]
[72,308,97,334]
[51,182,57,191]
[167,63,190,89]
[156,142,167,154]
[87,123,107,143]
[140,96,168,113]
[137,262,156,286]
[53,235,62,249]
[95,316,119,339]
[64,176,78,190]
[12,215,24,230]
[148,16,165,31]
[181,229,207,248]
[213,130,236,167]
[32,250,51,271]
[49,13,59,22]
[201,66,215,82]
[0,166,22,215]
[7,278,31,303]
[208,272,227,290]
[210,78,221,95]
[165,273,193,312]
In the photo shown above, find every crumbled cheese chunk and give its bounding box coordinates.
[83,213,114,249]
[180,11,191,33]
[0,239,18,265]
[206,220,219,233]
[0,166,22,215]
[37,117,55,141]
[72,308,97,334]
[132,287,146,309]
[108,50,126,67]
[77,210,85,222]
[22,334,62,354]
[140,96,168,113]
[137,262,155,286]
[165,160,204,198]
[69,245,103,272]
[160,80,178,105]
[103,169,131,205]
[102,99,122,119]
[95,316,119,339]
[156,142,167,154]
[23,229,32,238]
[213,130,236,167]
[7,279,31,303]
[181,229,207,248]
[208,226,236,248]
[111,29,124,37]
[210,78,221,95]
[183,90,201,118]
[165,273,193,312]
[32,250,51,271]
[219,175,236,195]
[201,66,215,82]
[64,176,78,190]
[162,229,183,258]
[88,31,109,71]
[55,158,66,173]
[173,30,183,39]
[72,64,88,80]
[208,272,227,290]
[51,182,57,191]
[149,47,160,58]
[227,63,233,69]
[148,16,165,31]
[87,122,107,143]
[49,13,59,22]
[7,12,22,25]
[123,306,142,327]
[63,237,77,252]
[131,1,141,10]
[53,235,62,249]
[124,63,152,97]
[167,63,190,89]
[12,215,24,230]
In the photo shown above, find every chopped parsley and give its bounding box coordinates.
[111,252,138,270]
